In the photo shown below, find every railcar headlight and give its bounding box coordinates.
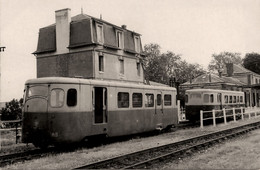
[33,121,39,129]
[51,132,59,137]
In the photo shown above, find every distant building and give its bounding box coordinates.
[33,8,145,83]
[180,63,260,107]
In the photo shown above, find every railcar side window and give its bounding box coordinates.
[164,94,172,106]
[157,94,162,106]
[217,93,221,103]
[185,95,188,103]
[240,96,243,103]
[118,92,129,108]
[229,96,232,103]
[210,94,214,103]
[67,89,77,107]
[203,94,209,103]
[132,93,142,108]
[233,96,236,103]
[145,94,154,107]
[224,95,228,103]
[50,89,64,107]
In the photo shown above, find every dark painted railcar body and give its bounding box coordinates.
[185,89,245,122]
[22,77,178,148]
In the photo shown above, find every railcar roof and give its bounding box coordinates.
[186,88,243,94]
[25,77,176,91]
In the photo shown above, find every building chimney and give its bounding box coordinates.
[226,63,234,77]
[209,73,212,82]
[55,8,71,54]
[121,25,127,29]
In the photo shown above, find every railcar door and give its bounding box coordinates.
[93,87,107,124]
[155,92,163,130]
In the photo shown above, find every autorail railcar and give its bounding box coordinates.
[185,89,245,123]
[22,77,178,148]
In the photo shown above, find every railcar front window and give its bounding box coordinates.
[26,86,48,99]
[51,89,64,107]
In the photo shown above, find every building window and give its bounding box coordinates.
[120,59,124,74]
[136,62,141,76]
[134,36,140,53]
[116,31,123,49]
[50,89,64,107]
[132,93,142,108]
[96,24,103,44]
[145,93,154,107]
[118,92,129,108]
[67,89,77,107]
[256,79,258,84]
[99,55,104,72]
[224,95,228,103]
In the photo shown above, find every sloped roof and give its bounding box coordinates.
[182,73,246,86]
[223,64,254,75]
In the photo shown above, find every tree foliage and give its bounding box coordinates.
[143,43,206,85]
[0,98,23,121]
[208,52,242,72]
[243,53,260,74]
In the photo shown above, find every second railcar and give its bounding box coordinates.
[185,89,245,122]
[22,77,178,148]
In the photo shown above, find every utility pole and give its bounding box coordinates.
[0,46,6,103]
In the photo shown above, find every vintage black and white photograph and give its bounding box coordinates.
[1,0,260,169]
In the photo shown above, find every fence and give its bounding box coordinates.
[0,119,22,144]
[200,107,260,128]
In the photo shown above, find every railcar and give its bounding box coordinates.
[22,77,178,148]
[185,89,245,122]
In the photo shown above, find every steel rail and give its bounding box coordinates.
[74,121,260,169]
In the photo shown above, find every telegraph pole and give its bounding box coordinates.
[0,46,5,103]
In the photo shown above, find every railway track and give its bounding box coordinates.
[75,121,260,169]
[0,148,55,167]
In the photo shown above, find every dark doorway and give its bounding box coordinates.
[94,87,107,124]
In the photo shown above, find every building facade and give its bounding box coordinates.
[180,63,260,107]
[34,8,145,83]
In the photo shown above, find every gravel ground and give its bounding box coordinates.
[3,117,260,169]
[163,129,260,169]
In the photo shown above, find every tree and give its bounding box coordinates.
[208,52,242,72]
[143,43,206,85]
[243,53,260,74]
[0,98,23,121]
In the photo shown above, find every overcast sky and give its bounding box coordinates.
[0,0,260,102]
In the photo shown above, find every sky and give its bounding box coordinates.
[0,0,260,102]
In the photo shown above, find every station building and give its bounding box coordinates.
[33,8,145,84]
[180,63,260,107]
